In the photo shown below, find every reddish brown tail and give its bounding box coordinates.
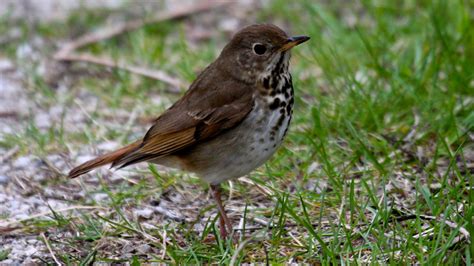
[68,141,141,178]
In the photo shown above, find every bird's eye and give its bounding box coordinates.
[253,43,267,55]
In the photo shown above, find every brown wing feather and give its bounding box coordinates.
[68,58,254,177]
[112,65,255,169]
[68,141,141,178]
[113,99,253,168]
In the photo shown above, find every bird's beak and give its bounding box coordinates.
[279,35,310,52]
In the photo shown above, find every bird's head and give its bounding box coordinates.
[217,24,310,83]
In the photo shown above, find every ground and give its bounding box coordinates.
[0,0,473,264]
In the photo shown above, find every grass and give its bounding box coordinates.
[0,0,473,264]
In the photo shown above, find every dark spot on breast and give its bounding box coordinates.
[272,54,285,76]
[280,108,285,114]
[263,77,270,89]
[286,104,292,115]
[280,101,286,107]
[269,98,280,110]
[277,113,286,127]
[272,113,287,136]
[259,138,265,143]
[282,116,293,138]
[264,148,268,152]
[270,77,275,89]
[273,144,277,148]
[270,136,275,141]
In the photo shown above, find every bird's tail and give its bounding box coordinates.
[68,141,141,178]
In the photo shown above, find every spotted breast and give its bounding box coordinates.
[166,51,294,185]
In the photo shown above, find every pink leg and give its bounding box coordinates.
[210,184,233,239]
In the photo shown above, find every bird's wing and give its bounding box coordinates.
[112,71,254,168]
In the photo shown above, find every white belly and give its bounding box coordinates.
[181,100,292,184]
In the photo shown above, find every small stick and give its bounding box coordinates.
[41,232,62,265]
[54,1,231,58]
[229,233,261,266]
[0,205,107,228]
[0,145,19,163]
[418,214,470,243]
[53,1,232,89]
[161,228,167,260]
[57,53,183,91]
[239,177,274,196]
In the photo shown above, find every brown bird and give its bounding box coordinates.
[68,24,309,238]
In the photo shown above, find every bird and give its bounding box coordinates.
[68,24,309,239]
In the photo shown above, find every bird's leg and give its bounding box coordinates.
[210,184,233,239]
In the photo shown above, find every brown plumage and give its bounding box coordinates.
[68,141,140,178]
[68,24,309,238]
[68,69,254,177]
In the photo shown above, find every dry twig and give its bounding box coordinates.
[0,205,107,228]
[41,232,62,265]
[230,232,263,266]
[57,53,183,91]
[54,1,232,88]
[54,1,230,58]
[239,177,274,196]
[0,145,19,163]
[418,214,470,243]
